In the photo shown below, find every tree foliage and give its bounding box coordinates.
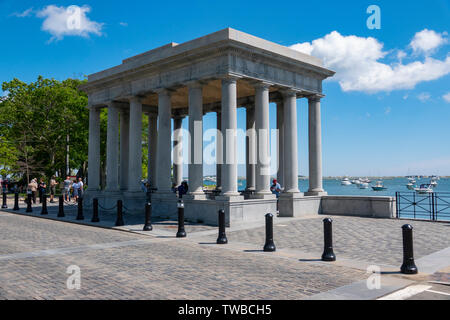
[0,76,89,183]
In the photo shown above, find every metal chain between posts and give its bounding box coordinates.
[98,203,117,211]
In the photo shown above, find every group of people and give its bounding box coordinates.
[26,176,84,204]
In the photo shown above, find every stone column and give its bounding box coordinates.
[253,82,274,198]
[87,107,101,191]
[281,90,301,195]
[245,105,256,191]
[147,113,158,189]
[105,103,120,192]
[187,83,205,199]
[216,110,222,190]
[219,77,240,198]
[276,101,284,187]
[306,95,327,196]
[127,97,143,193]
[173,116,183,187]
[155,89,173,193]
[119,109,129,191]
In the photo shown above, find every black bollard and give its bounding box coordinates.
[91,198,99,222]
[263,213,276,252]
[176,200,186,238]
[40,194,48,215]
[26,193,33,213]
[143,202,152,231]
[13,192,19,210]
[76,198,84,220]
[1,191,7,209]
[321,218,336,261]
[216,209,228,244]
[57,195,65,217]
[115,200,124,226]
[400,224,418,274]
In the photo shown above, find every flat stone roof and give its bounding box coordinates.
[88,28,327,82]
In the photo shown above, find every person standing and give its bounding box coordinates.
[72,179,80,203]
[49,177,57,203]
[270,179,282,198]
[28,178,38,204]
[63,176,72,202]
[77,177,84,199]
[38,179,46,203]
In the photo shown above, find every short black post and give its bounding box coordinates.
[263,213,276,252]
[91,198,99,222]
[76,198,84,220]
[143,202,152,231]
[26,193,33,213]
[1,191,7,209]
[400,224,418,274]
[176,200,186,238]
[40,194,48,215]
[115,200,124,226]
[216,209,228,244]
[57,195,65,217]
[13,192,19,210]
[321,218,336,261]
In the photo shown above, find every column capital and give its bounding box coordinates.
[250,80,272,90]
[221,74,241,84]
[128,96,145,104]
[307,94,324,102]
[154,88,175,96]
[186,80,206,89]
[280,88,299,98]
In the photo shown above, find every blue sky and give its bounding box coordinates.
[1,0,449,177]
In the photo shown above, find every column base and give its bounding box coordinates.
[151,191,178,219]
[184,192,207,200]
[249,192,276,200]
[216,193,244,201]
[305,190,327,196]
[278,192,304,217]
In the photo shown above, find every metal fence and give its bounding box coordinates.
[396,192,450,221]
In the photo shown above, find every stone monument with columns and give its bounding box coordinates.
[80,28,335,225]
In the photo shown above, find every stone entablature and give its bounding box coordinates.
[81,28,334,108]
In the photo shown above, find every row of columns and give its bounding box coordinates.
[87,78,325,198]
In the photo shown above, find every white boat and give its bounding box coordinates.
[360,177,371,183]
[341,178,351,185]
[430,176,438,187]
[407,177,416,184]
[415,184,433,194]
[358,182,369,189]
[406,182,416,190]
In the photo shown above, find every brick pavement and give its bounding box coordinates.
[1,207,449,300]
[0,212,366,299]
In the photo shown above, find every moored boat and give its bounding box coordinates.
[372,180,387,191]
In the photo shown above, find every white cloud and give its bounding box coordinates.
[384,106,391,115]
[11,8,33,17]
[119,22,128,27]
[290,30,450,93]
[36,5,103,41]
[417,92,431,102]
[443,92,450,103]
[410,29,447,55]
